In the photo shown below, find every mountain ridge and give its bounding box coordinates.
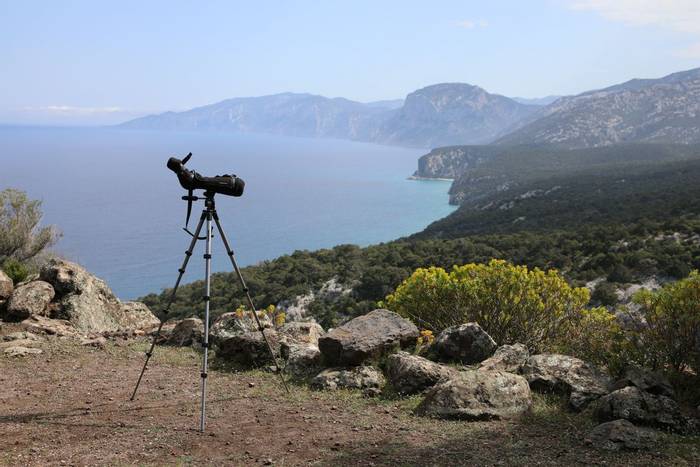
[118,84,538,148]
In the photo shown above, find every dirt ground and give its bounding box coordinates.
[1,333,700,466]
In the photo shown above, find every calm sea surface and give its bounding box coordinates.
[0,127,456,299]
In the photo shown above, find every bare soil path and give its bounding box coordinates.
[1,336,699,466]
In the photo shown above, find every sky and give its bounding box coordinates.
[1,0,699,125]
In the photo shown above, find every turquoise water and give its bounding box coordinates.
[0,127,456,299]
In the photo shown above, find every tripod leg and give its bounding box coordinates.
[130,212,207,401]
[211,211,290,393]
[200,211,213,432]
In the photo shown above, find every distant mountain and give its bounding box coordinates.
[119,92,391,141]
[364,99,404,110]
[496,68,700,148]
[374,83,538,147]
[511,96,561,106]
[119,84,537,148]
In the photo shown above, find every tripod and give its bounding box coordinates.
[130,190,288,432]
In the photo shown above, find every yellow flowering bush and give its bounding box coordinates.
[385,259,603,354]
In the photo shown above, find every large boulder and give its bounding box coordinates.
[166,317,204,347]
[39,259,158,333]
[613,366,675,399]
[415,370,532,420]
[595,386,685,432]
[433,323,497,364]
[115,301,160,332]
[0,269,13,300]
[585,419,659,452]
[311,366,386,394]
[386,351,457,395]
[521,354,612,411]
[318,309,418,366]
[5,281,55,321]
[278,321,324,345]
[216,328,281,368]
[281,342,322,380]
[479,343,529,373]
[210,311,273,344]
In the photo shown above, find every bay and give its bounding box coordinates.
[0,127,456,299]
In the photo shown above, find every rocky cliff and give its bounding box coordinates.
[496,68,700,148]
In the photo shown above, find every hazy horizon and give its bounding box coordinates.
[3,1,700,126]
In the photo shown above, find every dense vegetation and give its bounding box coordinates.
[141,217,700,328]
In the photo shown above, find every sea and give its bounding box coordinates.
[0,126,456,299]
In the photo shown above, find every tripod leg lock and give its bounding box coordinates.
[203,254,212,259]
[201,372,208,379]
[201,342,209,348]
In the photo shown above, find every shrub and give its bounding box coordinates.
[591,281,619,307]
[2,258,29,284]
[0,188,60,264]
[384,259,598,353]
[631,271,700,372]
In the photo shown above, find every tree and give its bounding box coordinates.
[0,188,60,265]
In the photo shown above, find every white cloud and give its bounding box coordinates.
[455,19,489,29]
[24,105,125,115]
[569,0,700,58]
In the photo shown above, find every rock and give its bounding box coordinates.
[415,370,532,420]
[479,343,529,373]
[585,419,659,451]
[39,259,158,333]
[80,336,107,348]
[3,345,43,357]
[311,366,386,393]
[281,342,322,379]
[595,386,685,431]
[216,329,280,369]
[433,323,497,364]
[1,331,42,342]
[210,311,273,344]
[386,351,457,395]
[166,318,204,347]
[521,354,612,411]
[5,281,55,321]
[0,332,43,349]
[614,366,675,399]
[21,315,78,337]
[115,302,160,332]
[0,269,13,300]
[318,309,419,366]
[278,321,324,345]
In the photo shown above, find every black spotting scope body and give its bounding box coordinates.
[167,154,244,197]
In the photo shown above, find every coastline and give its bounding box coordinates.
[407,175,454,182]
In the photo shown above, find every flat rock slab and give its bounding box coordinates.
[3,346,43,357]
[585,419,659,451]
[386,351,456,395]
[521,353,611,411]
[311,366,385,394]
[318,309,418,366]
[415,370,532,420]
